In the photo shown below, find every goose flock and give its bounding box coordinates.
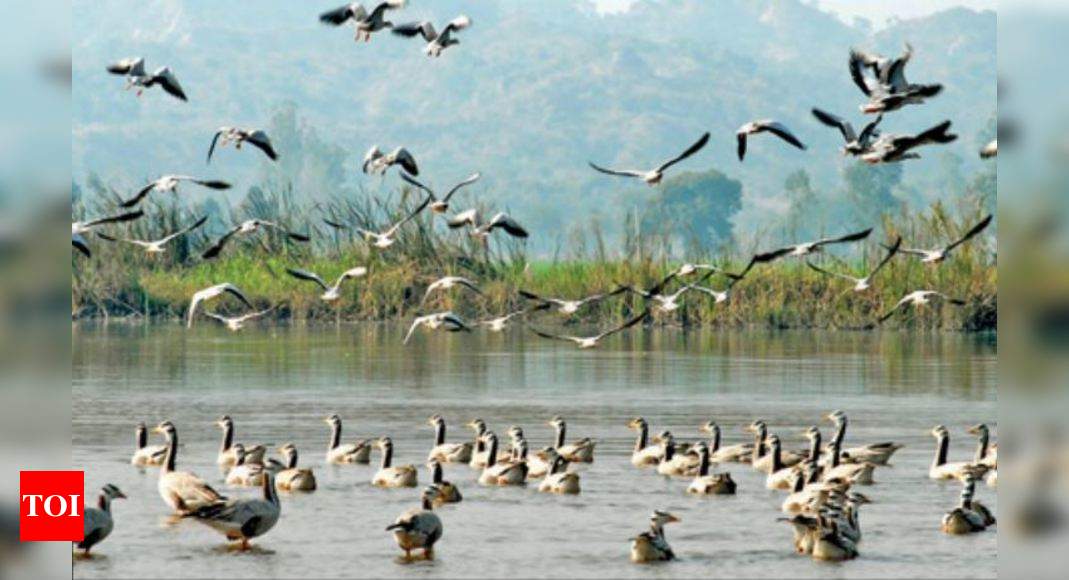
[78,411,996,563]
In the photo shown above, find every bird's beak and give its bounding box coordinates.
[966,425,982,435]
[699,424,712,434]
[152,427,163,434]
[668,515,681,523]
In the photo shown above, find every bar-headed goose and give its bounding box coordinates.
[806,237,901,293]
[106,57,187,101]
[539,455,581,495]
[941,475,991,534]
[225,445,266,487]
[700,421,753,463]
[286,267,367,302]
[122,176,230,208]
[824,410,903,465]
[895,214,993,264]
[427,415,473,464]
[967,423,997,469]
[324,414,371,464]
[399,171,480,214]
[736,120,806,161]
[850,43,943,114]
[427,460,461,506]
[930,425,989,481]
[372,437,418,488]
[320,1,407,42]
[386,485,443,562]
[519,286,628,315]
[811,517,858,561]
[878,291,967,325]
[392,15,472,57]
[686,443,736,495]
[590,132,710,187]
[548,416,596,463]
[766,436,804,491]
[478,432,527,486]
[748,421,805,473]
[189,471,280,550]
[207,127,278,163]
[154,421,227,515]
[215,416,265,467]
[362,145,419,176]
[630,511,679,563]
[403,311,473,345]
[75,484,126,556]
[822,438,876,485]
[628,418,663,468]
[274,444,316,492]
[811,108,884,157]
[656,432,699,478]
[131,421,167,466]
[187,284,254,329]
[860,121,957,164]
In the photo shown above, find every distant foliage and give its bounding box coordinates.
[640,170,742,253]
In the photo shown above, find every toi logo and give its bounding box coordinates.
[19,471,84,542]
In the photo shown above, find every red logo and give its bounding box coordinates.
[19,471,84,542]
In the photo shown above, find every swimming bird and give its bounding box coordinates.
[372,437,418,488]
[274,444,317,492]
[811,108,884,157]
[824,410,903,466]
[755,228,873,262]
[806,237,901,292]
[392,15,472,57]
[386,485,443,561]
[893,214,993,264]
[821,439,876,486]
[539,455,581,495]
[106,57,187,101]
[215,416,266,467]
[630,511,679,563]
[286,267,367,302]
[736,120,806,161]
[478,432,528,485]
[324,415,371,464]
[131,422,167,466]
[850,43,943,114]
[686,443,737,495]
[75,484,126,556]
[929,425,989,482]
[96,216,207,254]
[447,210,529,241]
[860,121,958,164]
[224,444,266,487]
[748,421,806,473]
[548,416,597,463]
[700,421,753,463]
[207,127,278,163]
[427,415,473,464]
[320,1,407,42]
[187,284,253,328]
[403,312,473,345]
[328,195,429,249]
[400,171,480,214]
[877,291,966,324]
[531,310,648,350]
[363,145,419,176]
[941,474,991,534]
[427,460,462,505]
[766,436,807,490]
[519,287,628,315]
[655,432,700,478]
[121,176,231,208]
[72,210,144,236]
[628,418,663,467]
[590,132,710,186]
[967,424,997,469]
[467,419,509,469]
[202,219,311,259]
[420,276,482,308]
[811,517,858,561]
[154,421,227,515]
[204,309,273,332]
[189,471,280,550]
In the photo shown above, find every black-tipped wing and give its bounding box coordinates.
[147,68,187,101]
[72,234,91,258]
[811,108,856,144]
[399,171,435,198]
[385,195,431,237]
[323,218,349,230]
[442,172,481,202]
[286,268,330,292]
[392,148,418,176]
[319,4,360,25]
[598,309,649,340]
[588,162,645,179]
[82,209,145,229]
[487,213,528,238]
[159,215,209,244]
[206,130,223,164]
[246,131,278,161]
[392,21,436,41]
[121,182,158,208]
[946,214,993,252]
[658,132,710,172]
[751,247,793,264]
[814,228,873,248]
[736,132,748,162]
[849,50,874,96]
[191,179,231,190]
[868,236,902,277]
[763,122,806,151]
[201,226,241,260]
[223,285,254,309]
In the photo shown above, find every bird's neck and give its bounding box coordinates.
[422,496,434,511]
[709,428,721,452]
[934,434,949,467]
[136,427,147,450]
[434,422,446,446]
[974,432,989,462]
[832,419,846,448]
[485,438,498,468]
[698,451,711,477]
[380,444,393,469]
[554,424,566,448]
[98,494,110,513]
[634,424,648,452]
[287,450,299,470]
[164,433,177,472]
[809,433,822,463]
[220,424,233,452]
[329,423,341,451]
[431,462,443,484]
[262,474,278,505]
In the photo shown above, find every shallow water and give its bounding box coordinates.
[72,324,997,579]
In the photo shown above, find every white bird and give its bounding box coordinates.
[754,228,873,261]
[386,485,443,561]
[188,471,280,550]
[404,312,473,344]
[319,1,407,42]
[224,444,266,487]
[363,145,419,176]
[204,309,273,332]
[530,310,648,349]
[75,484,126,556]
[518,287,628,315]
[893,214,992,264]
[477,305,548,332]
[878,291,966,324]
[186,283,254,328]
[326,196,429,249]
[400,171,481,214]
[286,267,368,301]
[121,176,231,208]
[860,121,957,164]
[447,210,529,241]
[392,15,472,57]
[202,219,311,259]
[736,120,806,161]
[72,210,144,236]
[806,237,901,292]
[154,421,227,515]
[324,414,372,464]
[106,57,187,101]
[811,108,884,157]
[590,132,710,186]
[131,422,168,466]
[980,139,997,159]
[420,276,482,307]
[207,127,278,163]
[96,216,207,254]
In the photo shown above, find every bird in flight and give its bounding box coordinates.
[892,214,992,264]
[106,57,187,101]
[286,267,368,301]
[207,127,279,163]
[447,210,529,242]
[877,291,966,325]
[324,196,429,250]
[420,276,483,308]
[363,146,419,176]
[850,44,943,114]
[735,120,806,162]
[403,312,472,344]
[530,310,649,349]
[96,216,208,254]
[202,220,311,260]
[753,228,874,262]
[811,108,883,158]
[589,132,710,186]
[400,172,481,214]
[519,287,628,315]
[205,309,274,332]
[187,283,254,328]
[319,1,407,42]
[122,176,231,208]
[860,121,957,164]
[392,15,472,57]
[807,237,901,292]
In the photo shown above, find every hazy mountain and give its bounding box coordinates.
[72,0,995,250]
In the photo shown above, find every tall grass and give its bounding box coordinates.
[71,183,995,331]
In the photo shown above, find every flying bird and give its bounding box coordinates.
[806,237,902,292]
[72,234,91,258]
[286,267,368,301]
[589,132,710,186]
[363,146,419,176]
[877,291,966,324]
[447,210,529,240]
[207,127,278,163]
[754,228,874,262]
[187,283,254,328]
[860,121,957,164]
[400,172,480,214]
[106,57,187,101]
[202,220,311,260]
[892,214,992,264]
[122,176,231,208]
[420,276,482,307]
[519,287,628,315]
[736,121,806,161]
[850,44,943,114]
[530,310,649,349]
[72,210,144,236]
[477,305,549,333]
[96,216,208,254]
[403,312,472,344]
[392,15,472,57]
[319,1,407,42]
[811,108,883,157]
[204,309,274,332]
[324,196,429,249]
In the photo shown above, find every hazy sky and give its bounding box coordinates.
[595,0,997,24]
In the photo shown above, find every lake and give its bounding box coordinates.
[72,324,997,579]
